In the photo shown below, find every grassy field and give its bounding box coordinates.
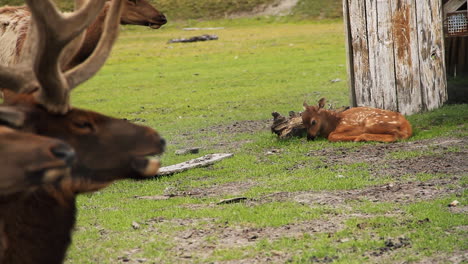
[55,18,468,263]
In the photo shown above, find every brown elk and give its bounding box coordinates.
[302,98,412,142]
[0,0,167,68]
[0,126,74,196]
[0,0,165,263]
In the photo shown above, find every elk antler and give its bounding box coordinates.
[65,0,124,88]
[59,0,90,69]
[0,0,124,114]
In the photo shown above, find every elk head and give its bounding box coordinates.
[302,98,327,141]
[3,99,165,192]
[120,0,167,28]
[0,111,74,196]
[0,0,165,193]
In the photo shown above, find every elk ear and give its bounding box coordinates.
[318,98,326,109]
[0,106,25,128]
[303,101,309,110]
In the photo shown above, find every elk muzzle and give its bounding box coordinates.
[0,128,75,195]
[148,14,167,29]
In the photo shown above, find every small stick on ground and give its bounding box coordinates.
[217,197,248,205]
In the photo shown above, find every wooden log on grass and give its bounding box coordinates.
[271,111,305,139]
[157,153,234,176]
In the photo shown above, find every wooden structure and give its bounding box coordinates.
[343,0,448,115]
[443,0,468,77]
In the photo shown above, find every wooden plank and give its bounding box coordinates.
[391,0,423,115]
[157,153,233,176]
[365,0,398,110]
[347,0,373,107]
[443,0,467,14]
[460,36,468,74]
[416,1,448,111]
[343,0,357,106]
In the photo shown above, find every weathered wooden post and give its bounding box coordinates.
[343,0,448,115]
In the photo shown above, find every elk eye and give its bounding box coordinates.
[73,121,93,130]
[311,120,317,126]
[128,0,137,4]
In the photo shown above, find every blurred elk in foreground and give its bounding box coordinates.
[0,0,165,263]
[0,117,74,195]
[302,98,412,142]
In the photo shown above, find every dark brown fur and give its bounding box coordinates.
[0,94,165,264]
[0,126,74,264]
[0,127,73,196]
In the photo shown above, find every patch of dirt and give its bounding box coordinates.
[254,177,464,209]
[202,119,271,135]
[170,180,257,198]
[229,0,299,18]
[169,119,271,152]
[144,216,345,263]
[449,205,468,214]
[414,251,467,264]
[368,237,412,257]
[307,137,468,178]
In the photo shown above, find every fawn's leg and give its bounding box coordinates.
[354,133,399,142]
[327,132,360,142]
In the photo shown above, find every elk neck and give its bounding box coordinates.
[319,109,342,138]
[63,2,111,70]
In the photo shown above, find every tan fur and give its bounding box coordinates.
[0,1,165,69]
[0,6,30,65]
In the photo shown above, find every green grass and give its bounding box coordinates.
[0,0,343,20]
[7,16,463,263]
[292,0,343,19]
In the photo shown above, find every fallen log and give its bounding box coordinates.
[271,111,305,139]
[157,153,233,176]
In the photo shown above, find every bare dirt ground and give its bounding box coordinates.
[230,0,300,18]
[148,119,467,263]
[307,137,467,178]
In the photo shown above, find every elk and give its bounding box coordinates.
[0,0,165,263]
[302,98,412,142]
[0,0,167,68]
[0,126,74,196]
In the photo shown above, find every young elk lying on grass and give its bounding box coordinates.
[302,98,412,142]
[0,0,165,263]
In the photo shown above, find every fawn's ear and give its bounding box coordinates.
[318,98,326,109]
[303,101,309,110]
[0,106,25,128]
